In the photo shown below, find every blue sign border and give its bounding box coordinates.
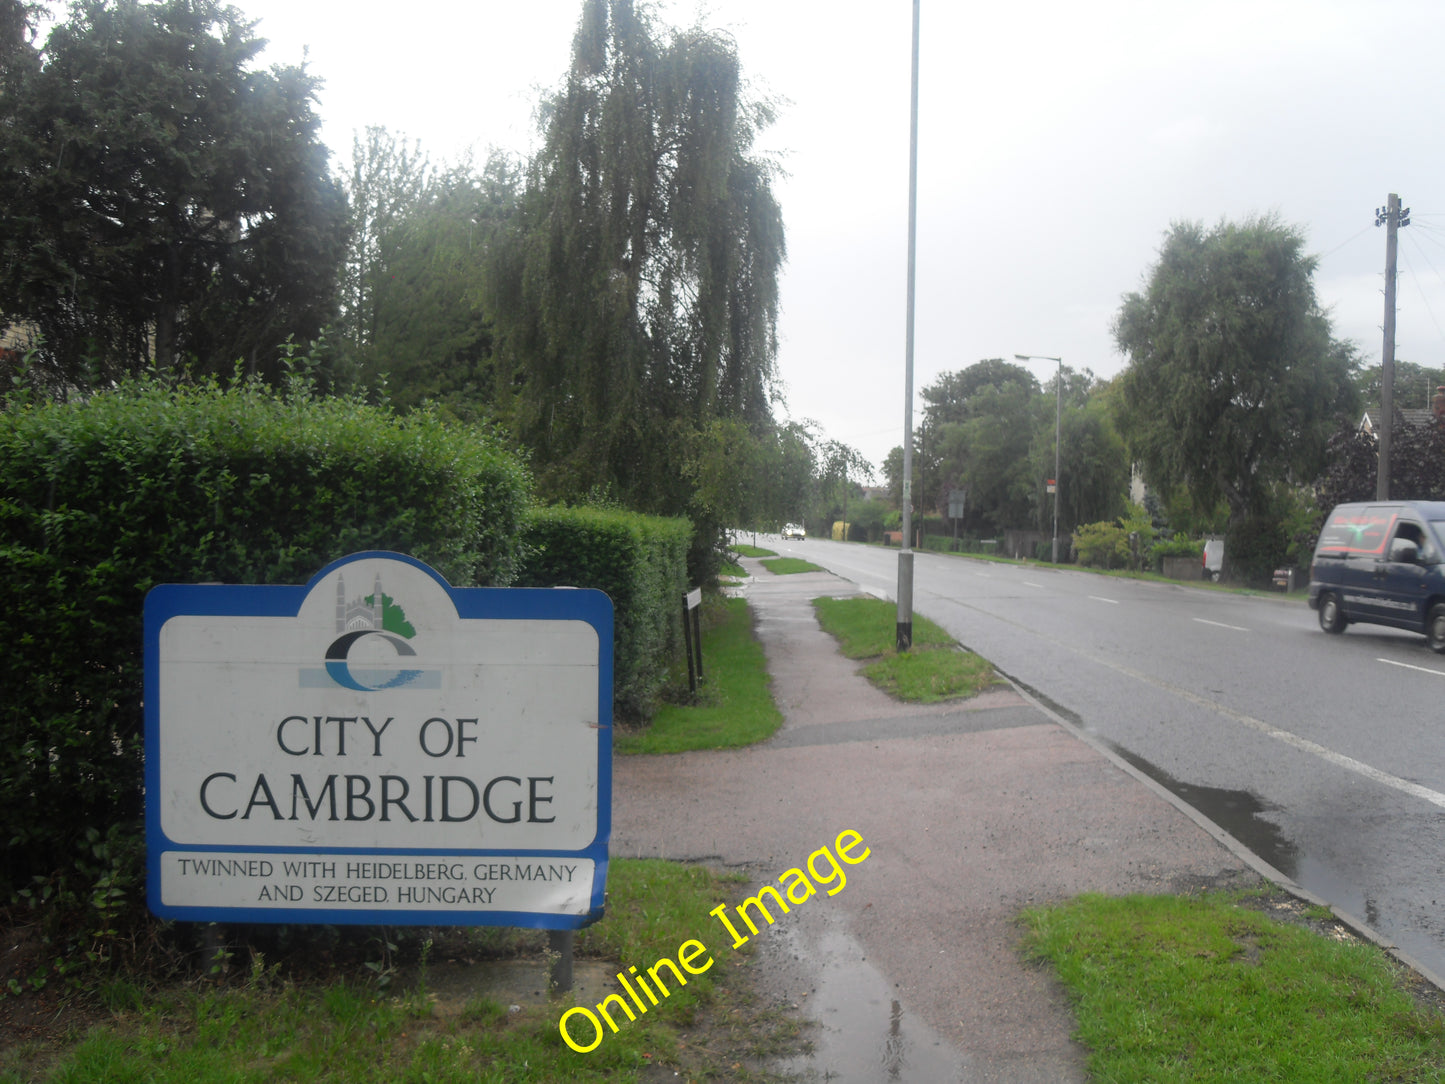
[144,552,613,929]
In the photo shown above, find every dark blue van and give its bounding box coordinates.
[1308,501,1445,652]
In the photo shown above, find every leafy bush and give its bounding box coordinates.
[1150,536,1204,560]
[849,498,889,542]
[1073,521,1129,568]
[516,506,691,722]
[0,378,531,896]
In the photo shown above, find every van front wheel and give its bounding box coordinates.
[1427,605,1445,653]
[1319,592,1347,634]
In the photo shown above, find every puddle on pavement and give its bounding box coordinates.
[764,922,967,1082]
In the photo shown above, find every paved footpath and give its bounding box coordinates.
[613,561,1257,1082]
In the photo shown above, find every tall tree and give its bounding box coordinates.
[487,0,786,511]
[920,358,1039,428]
[339,127,433,354]
[1033,386,1128,532]
[1114,216,1359,530]
[918,360,1042,532]
[0,0,348,389]
[340,135,519,416]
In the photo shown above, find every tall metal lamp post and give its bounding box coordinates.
[1015,353,1062,563]
[896,0,921,652]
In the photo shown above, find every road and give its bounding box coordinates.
[759,534,1445,981]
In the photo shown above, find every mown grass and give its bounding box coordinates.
[3,860,798,1084]
[1020,891,1445,1083]
[615,597,783,755]
[730,544,775,558]
[812,596,1001,703]
[759,557,822,575]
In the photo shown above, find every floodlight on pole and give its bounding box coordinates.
[1015,354,1062,564]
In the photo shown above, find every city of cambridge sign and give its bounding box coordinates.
[143,552,612,929]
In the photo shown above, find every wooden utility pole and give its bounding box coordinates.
[1376,193,1410,500]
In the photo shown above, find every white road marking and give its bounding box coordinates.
[1194,618,1249,632]
[1089,596,1119,605]
[1378,658,1445,678]
[804,546,1445,812]
[1093,657,1445,811]
[1023,581,1044,589]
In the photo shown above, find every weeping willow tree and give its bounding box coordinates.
[488,0,786,517]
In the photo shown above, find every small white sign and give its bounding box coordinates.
[144,552,612,928]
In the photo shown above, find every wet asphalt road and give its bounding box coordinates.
[781,536,1445,984]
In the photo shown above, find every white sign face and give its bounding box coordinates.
[144,553,612,928]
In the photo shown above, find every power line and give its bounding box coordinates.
[1317,223,1375,261]
[1398,247,1445,349]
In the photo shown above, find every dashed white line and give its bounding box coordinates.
[1023,581,1044,589]
[1194,618,1249,632]
[1075,655,1445,812]
[1378,658,1445,678]
[1089,595,1119,605]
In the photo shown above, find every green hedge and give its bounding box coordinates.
[516,506,692,722]
[0,379,530,892]
[1150,536,1205,560]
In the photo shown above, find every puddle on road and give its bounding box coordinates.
[764,922,968,1083]
[1014,679,1397,930]
[1101,741,1301,878]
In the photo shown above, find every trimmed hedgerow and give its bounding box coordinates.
[0,378,530,894]
[517,506,692,722]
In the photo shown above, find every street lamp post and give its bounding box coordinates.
[1015,354,1062,564]
[895,0,921,652]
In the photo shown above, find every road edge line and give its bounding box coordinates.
[1000,671,1445,997]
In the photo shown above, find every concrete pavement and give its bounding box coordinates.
[612,559,1259,1082]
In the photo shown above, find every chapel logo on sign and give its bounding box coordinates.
[300,571,441,691]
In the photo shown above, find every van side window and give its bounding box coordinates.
[1393,522,1435,562]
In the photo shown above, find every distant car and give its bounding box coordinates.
[782,523,806,541]
[1202,538,1224,581]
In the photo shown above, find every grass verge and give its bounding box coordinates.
[2,860,802,1084]
[1019,890,1445,1083]
[812,596,1001,703]
[759,557,822,575]
[615,597,783,754]
[731,544,775,558]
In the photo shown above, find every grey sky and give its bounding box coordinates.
[245,1,1445,474]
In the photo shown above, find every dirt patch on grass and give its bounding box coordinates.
[1190,879,1445,1021]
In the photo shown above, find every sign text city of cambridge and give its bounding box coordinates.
[144,552,612,929]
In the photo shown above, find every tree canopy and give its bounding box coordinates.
[339,128,518,415]
[898,359,1124,537]
[0,0,348,390]
[485,0,785,512]
[1114,216,1359,528]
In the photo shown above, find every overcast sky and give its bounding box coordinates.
[238,0,1445,474]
